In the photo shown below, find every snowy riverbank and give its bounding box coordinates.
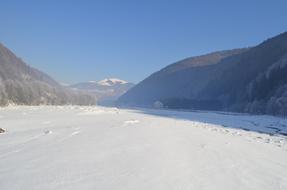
[0,106,286,189]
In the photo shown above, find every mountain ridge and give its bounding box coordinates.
[0,42,96,106]
[118,32,287,115]
[70,78,134,106]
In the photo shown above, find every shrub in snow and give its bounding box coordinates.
[0,128,5,133]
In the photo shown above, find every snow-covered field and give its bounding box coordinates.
[0,106,287,190]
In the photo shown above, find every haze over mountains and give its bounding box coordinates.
[118,32,287,116]
[70,78,134,105]
[1,31,287,116]
[0,43,96,106]
[0,42,133,106]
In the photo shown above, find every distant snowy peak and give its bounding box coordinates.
[97,78,128,86]
[70,78,134,105]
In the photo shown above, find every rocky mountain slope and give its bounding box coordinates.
[0,43,96,106]
[118,32,287,115]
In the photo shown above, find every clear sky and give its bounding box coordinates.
[0,0,286,84]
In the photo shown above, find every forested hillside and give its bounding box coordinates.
[118,32,287,116]
[0,43,96,106]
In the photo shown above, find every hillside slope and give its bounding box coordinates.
[0,43,95,106]
[118,48,247,107]
[118,32,287,115]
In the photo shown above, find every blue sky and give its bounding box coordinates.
[0,0,286,84]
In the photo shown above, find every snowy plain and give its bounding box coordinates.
[0,106,287,190]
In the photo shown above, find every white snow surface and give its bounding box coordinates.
[97,78,128,86]
[0,106,287,190]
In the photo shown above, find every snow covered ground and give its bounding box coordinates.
[0,106,287,190]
